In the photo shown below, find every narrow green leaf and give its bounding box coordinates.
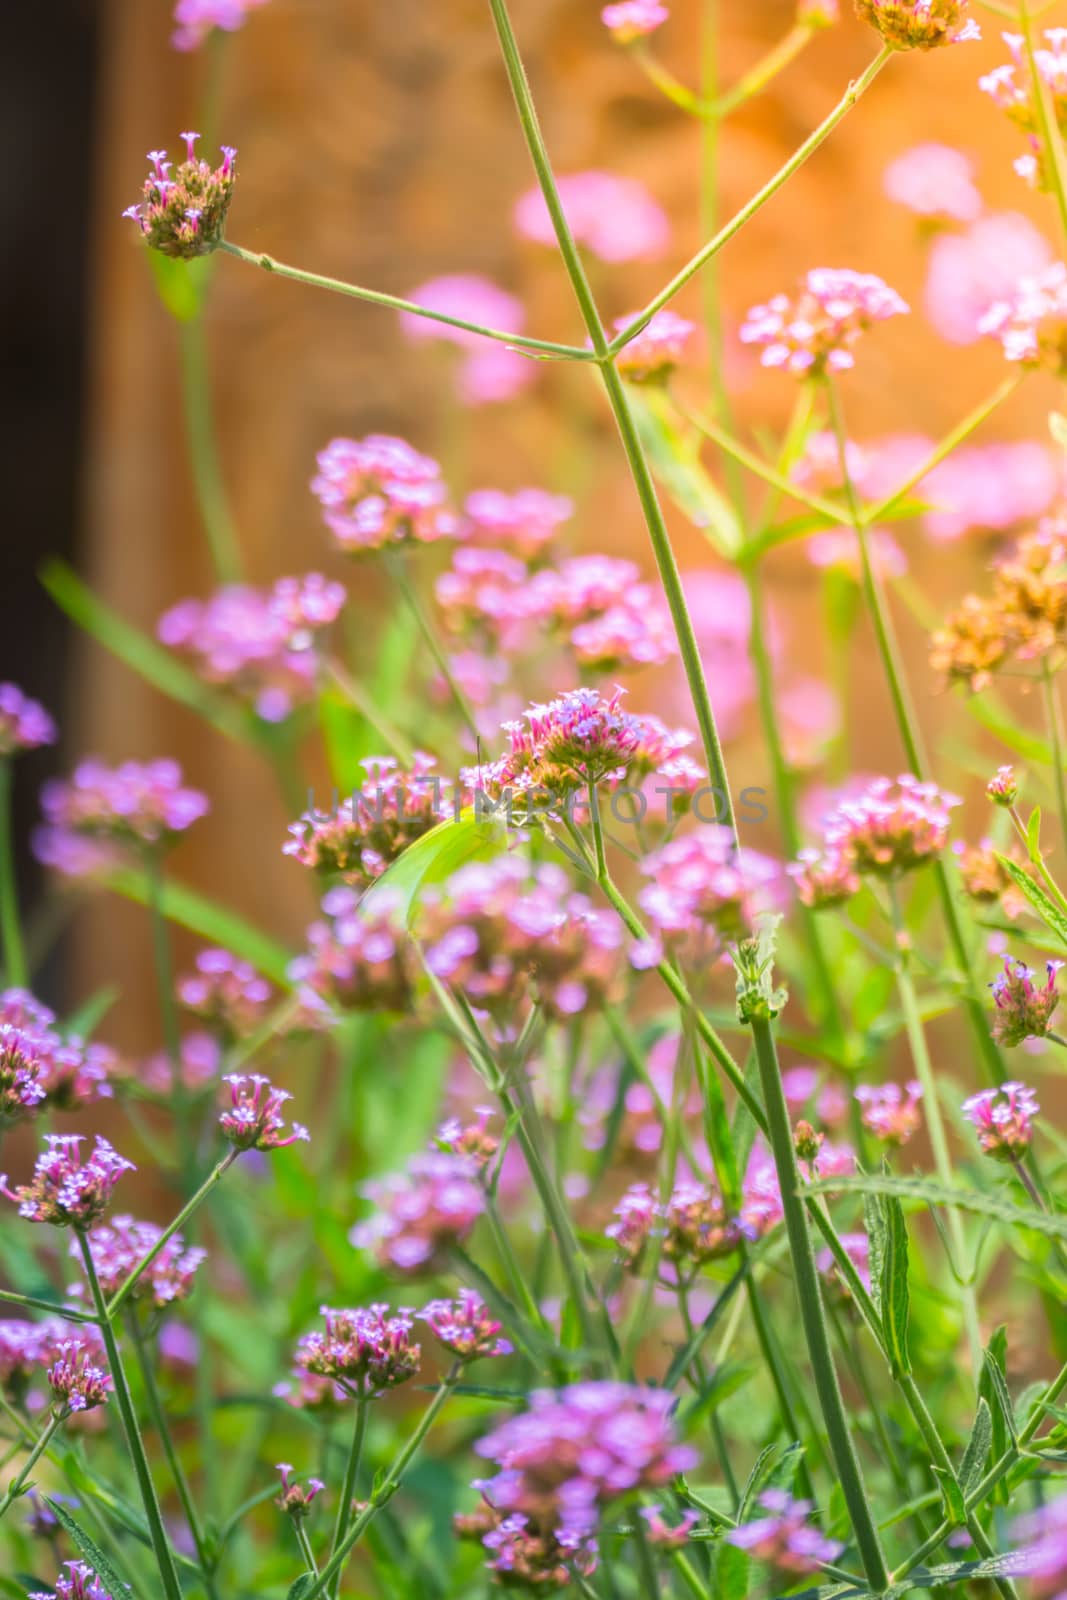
[715,1539,750,1600]
[44,1499,132,1595]
[981,1343,1018,1448]
[880,1197,912,1378]
[361,809,501,926]
[287,1577,316,1600]
[105,866,295,986]
[737,1444,779,1525]
[995,853,1067,948]
[864,1193,888,1319]
[628,391,742,558]
[1026,806,1043,864]
[931,1466,966,1525]
[804,1173,1067,1242]
[959,1398,993,1494]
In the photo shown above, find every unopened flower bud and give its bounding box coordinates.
[124,133,236,258]
[987,765,1019,807]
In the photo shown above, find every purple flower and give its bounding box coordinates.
[420,1291,512,1361]
[0,1318,91,1399]
[855,1080,924,1146]
[638,829,780,957]
[36,758,208,862]
[515,171,669,262]
[0,683,56,757]
[816,774,960,878]
[990,958,1062,1048]
[311,434,458,554]
[124,134,236,256]
[171,0,268,50]
[0,990,116,1113]
[727,1489,844,1574]
[740,268,908,375]
[219,1074,309,1152]
[988,765,1019,806]
[981,31,1067,190]
[46,1340,111,1415]
[855,0,979,49]
[476,687,646,794]
[962,1081,1040,1161]
[2,1135,133,1229]
[352,1150,485,1275]
[462,488,573,557]
[291,886,416,1015]
[275,1462,325,1520]
[284,754,450,889]
[293,1305,421,1396]
[30,1562,115,1600]
[0,1025,48,1122]
[73,1216,206,1308]
[177,947,274,1042]
[614,310,695,383]
[602,1,669,42]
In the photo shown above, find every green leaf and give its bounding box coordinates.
[287,1577,316,1600]
[361,809,501,926]
[981,1342,1018,1448]
[44,1499,132,1595]
[966,694,1052,763]
[628,390,742,559]
[931,1467,966,1525]
[714,1538,750,1600]
[864,1192,887,1320]
[105,866,295,986]
[995,853,1067,948]
[804,1173,1067,1242]
[147,251,215,322]
[318,691,377,794]
[959,1398,993,1494]
[880,1196,912,1378]
[1026,806,1044,864]
[737,1444,779,1525]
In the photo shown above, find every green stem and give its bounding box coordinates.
[383,551,479,743]
[294,1520,320,1576]
[1041,661,1067,854]
[297,1368,460,1600]
[0,1288,96,1321]
[77,1232,184,1600]
[0,1412,62,1520]
[683,405,850,535]
[716,24,814,117]
[0,760,26,988]
[325,659,415,765]
[179,316,243,584]
[129,1315,219,1596]
[630,44,716,118]
[1019,0,1067,243]
[330,1391,369,1598]
[218,241,590,361]
[609,47,892,351]
[106,1151,237,1319]
[748,1015,889,1593]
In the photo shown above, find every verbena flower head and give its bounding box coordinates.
[124,133,236,257]
[963,1081,1040,1160]
[141,1029,221,1097]
[980,31,1067,190]
[437,1106,499,1167]
[883,143,982,222]
[455,1505,593,1588]
[294,1305,421,1395]
[727,1490,844,1574]
[1007,1493,1067,1599]
[990,956,1063,1046]
[933,521,1067,689]
[614,311,695,384]
[171,0,268,51]
[74,1216,207,1308]
[787,848,861,910]
[855,1080,923,1145]
[399,276,533,405]
[638,829,781,954]
[46,1340,111,1415]
[284,755,450,889]
[38,759,209,856]
[275,1463,325,1520]
[0,990,116,1113]
[641,1506,701,1549]
[980,262,1067,373]
[514,171,669,262]
[602,0,669,42]
[0,684,56,757]
[292,886,416,1014]
[311,434,457,553]
[3,1135,134,1229]
[988,765,1019,806]
[609,1179,747,1276]
[352,1149,485,1274]
[476,688,646,794]
[820,774,961,877]
[29,1562,115,1600]
[854,0,979,50]
[740,268,908,375]
[926,213,1053,344]
[0,1025,47,1122]
[473,1382,697,1564]
[462,487,573,558]
[0,1318,80,1399]
[420,1291,513,1361]
[158,575,344,723]
[177,947,274,1041]
[418,857,626,1022]
[219,1074,309,1152]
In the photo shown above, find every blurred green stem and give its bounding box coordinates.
[383,552,480,744]
[0,759,26,988]
[1041,662,1067,853]
[329,1390,368,1598]
[179,316,242,584]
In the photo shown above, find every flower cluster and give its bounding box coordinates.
[0,990,117,1114]
[30,1562,115,1600]
[293,1305,421,1396]
[284,754,450,888]
[177,947,275,1041]
[2,1136,133,1229]
[932,522,1067,689]
[980,263,1067,373]
[727,1490,844,1574]
[74,1216,206,1307]
[515,171,670,262]
[990,957,1062,1048]
[0,683,56,757]
[855,1080,923,1145]
[614,311,695,384]
[474,688,646,794]
[0,1319,89,1400]
[291,886,416,1014]
[46,1340,112,1415]
[793,775,959,902]
[420,1291,513,1361]
[637,829,780,958]
[123,133,236,257]
[158,575,344,722]
[602,0,669,42]
[351,1149,485,1274]
[37,759,209,863]
[954,840,1028,920]
[963,1081,1040,1161]
[472,1383,697,1579]
[311,434,457,553]
[418,857,626,1022]
[219,1074,309,1152]
[980,31,1067,188]
[855,0,979,51]
[171,0,269,52]
[275,1463,325,1520]
[740,269,908,375]
[462,487,573,557]
[607,1179,746,1275]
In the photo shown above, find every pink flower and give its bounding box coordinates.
[219,1074,309,1152]
[988,765,1019,806]
[29,1561,115,1600]
[1007,1492,1067,1599]
[988,959,1062,1047]
[177,947,274,1041]
[474,687,647,794]
[514,171,669,262]
[399,276,533,406]
[638,829,781,951]
[980,31,1067,190]
[601,1,669,42]
[614,310,696,383]
[883,144,982,221]
[3,1135,134,1229]
[920,443,1060,541]
[924,213,1052,343]
[46,1341,111,1415]
[171,0,268,51]
[817,1231,872,1296]
[291,886,416,1016]
[855,1080,923,1145]
[124,134,236,257]
[0,684,56,757]
[37,759,208,858]
[740,268,908,375]
[798,0,839,23]
[352,1150,485,1275]
[74,1216,206,1307]
[294,1305,421,1395]
[788,847,861,910]
[641,1506,701,1548]
[819,774,960,878]
[462,488,573,557]
[727,1490,844,1573]
[962,1080,1040,1160]
[980,261,1067,373]
[311,434,457,554]
[275,1463,325,1520]
[806,528,907,580]
[855,0,979,50]
[420,1291,512,1361]
[284,754,450,889]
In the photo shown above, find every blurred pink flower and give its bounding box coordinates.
[514,171,669,262]
[602,0,669,42]
[883,143,982,222]
[400,275,533,405]
[924,212,1052,343]
[172,0,268,51]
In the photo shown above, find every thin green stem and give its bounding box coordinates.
[325,659,415,765]
[384,552,479,742]
[630,44,716,117]
[748,1015,889,1593]
[0,1288,96,1321]
[1019,0,1067,243]
[179,316,243,584]
[1041,661,1067,854]
[716,24,814,117]
[609,48,893,351]
[106,1151,237,1319]
[77,1232,184,1600]
[682,405,851,535]
[218,241,591,361]
[0,760,26,988]
[294,1520,320,1576]
[297,1368,460,1600]
[0,1412,62,1520]
[330,1391,369,1598]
